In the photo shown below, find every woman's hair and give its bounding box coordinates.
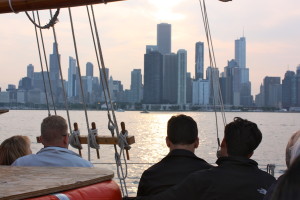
[0,135,31,165]
[271,155,300,200]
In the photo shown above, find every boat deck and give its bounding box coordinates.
[0,166,114,200]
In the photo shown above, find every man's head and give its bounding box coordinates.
[41,115,69,148]
[221,117,262,158]
[166,114,199,152]
[286,130,300,168]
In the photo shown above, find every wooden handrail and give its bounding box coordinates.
[36,135,135,145]
[0,0,125,14]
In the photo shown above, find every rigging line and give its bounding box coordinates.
[88,5,128,197]
[202,1,227,125]
[85,6,110,112]
[199,0,220,147]
[200,0,226,126]
[49,9,73,136]
[36,10,57,115]
[199,0,224,148]
[90,5,120,139]
[31,11,51,116]
[67,7,92,161]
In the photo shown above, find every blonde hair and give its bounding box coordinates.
[286,130,300,168]
[0,135,31,165]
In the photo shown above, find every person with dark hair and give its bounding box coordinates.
[12,115,93,167]
[270,155,300,200]
[137,114,212,196]
[0,135,32,165]
[137,117,275,200]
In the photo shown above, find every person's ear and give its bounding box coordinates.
[219,138,228,157]
[63,134,69,145]
[194,137,199,148]
[166,136,171,147]
[221,139,226,148]
[247,151,253,158]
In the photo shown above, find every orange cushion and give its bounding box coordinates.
[26,180,122,200]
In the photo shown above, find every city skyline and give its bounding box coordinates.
[0,0,299,95]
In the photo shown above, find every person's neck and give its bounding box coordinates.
[44,145,67,148]
[170,145,195,153]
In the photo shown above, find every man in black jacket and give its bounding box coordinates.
[137,117,276,200]
[137,114,212,196]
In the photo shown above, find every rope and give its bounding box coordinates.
[36,10,57,115]
[67,7,92,161]
[198,0,227,149]
[25,9,60,29]
[118,130,131,151]
[84,5,129,196]
[88,128,100,149]
[69,130,83,150]
[8,0,18,13]
[49,9,73,136]
[31,11,51,117]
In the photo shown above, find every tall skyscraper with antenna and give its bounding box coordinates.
[235,37,246,68]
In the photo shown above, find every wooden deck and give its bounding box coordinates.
[0,166,114,200]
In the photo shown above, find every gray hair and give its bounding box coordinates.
[41,115,68,143]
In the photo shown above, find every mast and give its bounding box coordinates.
[0,0,125,14]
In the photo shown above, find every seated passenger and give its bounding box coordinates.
[0,135,32,165]
[12,115,93,167]
[137,117,276,200]
[264,130,300,200]
[270,155,300,200]
[137,114,212,196]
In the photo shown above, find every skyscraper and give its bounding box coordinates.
[282,71,297,108]
[27,64,34,79]
[235,37,246,68]
[99,68,109,101]
[130,69,143,103]
[177,49,187,105]
[263,76,281,107]
[143,51,163,104]
[195,42,204,80]
[157,23,171,55]
[68,56,77,98]
[163,53,178,104]
[49,42,60,81]
[86,62,93,77]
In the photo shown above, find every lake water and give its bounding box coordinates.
[0,110,299,196]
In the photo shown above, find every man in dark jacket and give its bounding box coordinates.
[137,114,212,196]
[137,117,276,200]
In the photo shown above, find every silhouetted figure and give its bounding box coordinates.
[137,114,212,196]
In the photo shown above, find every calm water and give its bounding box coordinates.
[0,110,299,195]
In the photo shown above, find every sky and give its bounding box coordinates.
[0,0,300,95]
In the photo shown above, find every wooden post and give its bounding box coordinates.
[121,122,130,160]
[91,122,100,159]
[73,122,82,157]
[0,0,126,14]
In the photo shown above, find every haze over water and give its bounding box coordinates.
[0,110,299,195]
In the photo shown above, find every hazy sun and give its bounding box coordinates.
[148,0,185,21]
